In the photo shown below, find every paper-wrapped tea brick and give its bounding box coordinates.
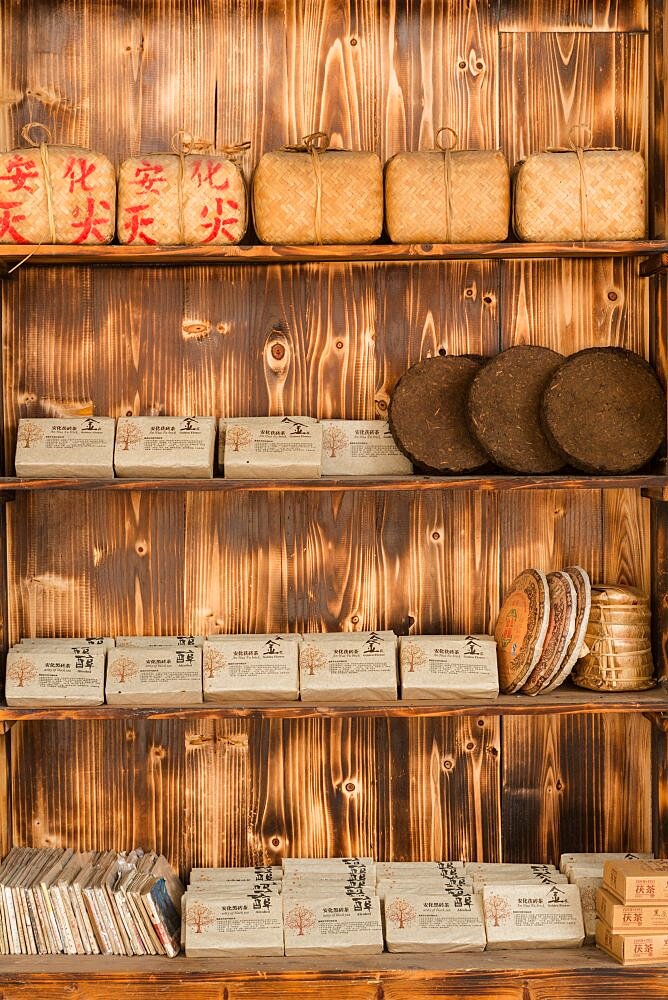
[483,884,584,949]
[376,878,473,901]
[466,862,561,882]
[115,636,204,648]
[383,888,485,953]
[283,894,383,957]
[299,632,397,703]
[114,417,216,479]
[0,129,115,245]
[596,921,668,965]
[185,891,283,957]
[221,417,322,479]
[5,647,105,707]
[376,861,464,882]
[320,420,412,476]
[560,852,652,876]
[105,647,202,706]
[400,635,499,701]
[603,860,668,903]
[597,886,668,931]
[190,867,282,887]
[572,876,601,943]
[19,636,115,649]
[15,417,115,478]
[202,636,299,703]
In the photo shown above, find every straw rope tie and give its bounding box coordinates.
[21,122,56,244]
[435,127,458,244]
[170,131,251,244]
[282,132,330,244]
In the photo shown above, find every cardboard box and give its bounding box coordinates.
[114,417,216,479]
[597,886,668,931]
[283,894,383,957]
[115,636,204,648]
[202,636,299,703]
[299,632,397,703]
[105,647,203,706]
[399,635,499,701]
[596,920,668,965]
[5,647,105,707]
[15,417,115,479]
[320,420,412,476]
[483,883,584,949]
[603,860,668,904]
[221,416,322,479]
[185,891,283,957]
[383,888,485,953]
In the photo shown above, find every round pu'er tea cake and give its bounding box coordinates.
[467,345,565,473]
[495,568,550,693]
[541,347,666,474]
[388,356,488,473]
[541,565,592,693]
[522,570,577,696]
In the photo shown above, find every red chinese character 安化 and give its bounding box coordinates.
[0,201,28,242]
[124,204,157,245]
[200,196,238,243]
[0,155,40,194]
[133,162,168,193]
[63,157,96,193]
[71,197,111,243]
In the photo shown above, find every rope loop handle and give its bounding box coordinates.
[435,127,458,152]
[568,124,593,152]
[21,122,53,147]
[283,131,330,153]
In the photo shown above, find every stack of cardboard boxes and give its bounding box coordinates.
[596,860,668,965]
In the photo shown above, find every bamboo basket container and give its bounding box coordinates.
[117,132,248,246]
[384,128,510,243]
[252,132,383,245]
[0,123,116,245]
[514,126,646,242]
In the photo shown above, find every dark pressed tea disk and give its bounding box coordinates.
[388,356,488,473]
[522,570,577,696]
[541,565,592,693]
[495,568,550,693]
[541,347,666,474]
[467,345,565,473]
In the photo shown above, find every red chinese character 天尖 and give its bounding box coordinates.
[200,197,238,243]
[0,201,28,243]
[71,197,111,243]
[124,204,157,245]
[133,162,167,193]
[63,157,96,193]
[191,160,231,192]
[0,155,40,194]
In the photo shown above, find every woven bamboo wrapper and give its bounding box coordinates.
[0,129,115,244]
[252,145,383,245]
[385,148,509,243]
[117,149,247,246]
[514,149,646,242]
[573,584,654,690]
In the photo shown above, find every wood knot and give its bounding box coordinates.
[443,758,454,770]
[264,330,291,378]
[182,320,211,341]
[344,781,356,793]
[374,396,388,415]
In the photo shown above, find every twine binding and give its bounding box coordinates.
[281,132,330,245]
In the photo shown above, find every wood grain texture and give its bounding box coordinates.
[499,1,648,32]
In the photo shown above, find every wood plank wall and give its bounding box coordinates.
[0,0,657,871]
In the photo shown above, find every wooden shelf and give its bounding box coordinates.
[2,472,667,496]
[0,948,662,999]
[1,240,667,272]
[1,685,665,722]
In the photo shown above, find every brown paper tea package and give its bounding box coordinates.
[560,852,653,876]
[221,417,322,479]
[376,862,464,883]
[15,418,116,478]
[399,635,498,701]
[190,867,283,888]
[114,417,216,479]
[283,894,383,957]
[202,635,300,702]
[483,883,584,949]
[383,887,486,953]
[283,858,375,881]
[115,636,204,648]
[376,878,473,901]
[299,632,397,703]
[5,646,105,707]
[19,636,115,650]
[185,890,283,957]
[320,420,412,476]
[105,647,202,706]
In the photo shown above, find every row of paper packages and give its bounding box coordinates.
[4,632,500,706]
[14,416,412,479]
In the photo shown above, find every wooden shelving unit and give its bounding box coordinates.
[2,0,668,995]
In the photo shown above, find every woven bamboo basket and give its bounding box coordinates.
[384,128,510,243]
[0,123,115,245]
[252,132,383,245]
[574,581,654,690]
[514,126,646,242]
[117,133,248,246]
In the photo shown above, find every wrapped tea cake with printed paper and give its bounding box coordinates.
[383,887,486,953]
[114,417,216,479]
[221,416,322,479]
[185,890,283,957]
[105,646,202,706]
[283,894,383,957]
[0,124,115,245]
[5,645,105,707]
[118,134,247,246]
[320,420,412,476]
[399,635,498,701]
[116,635,204,648]
[202,635,299,702]
[299,632,397,703]
[483,883,584,949]
[15,417,116,478]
